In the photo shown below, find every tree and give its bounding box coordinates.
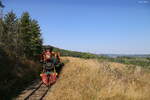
[0,1,5,8]
[20,12,32,58]
[0,11,43,60]
[29,19,43,58]
[3,11,18,53]
[0,19,4,45]
[20,12,43,59]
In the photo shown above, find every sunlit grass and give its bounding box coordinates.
[46,57,150,100]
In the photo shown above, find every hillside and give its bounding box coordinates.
[46,57,150,100]
[0,48,41,100]
[45,45,150,68]
[44,45,100,59]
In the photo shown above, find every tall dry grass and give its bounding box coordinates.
[46,57,150,100]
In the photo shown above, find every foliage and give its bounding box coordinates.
[0,10,43,99]
[44,45,99,59]
[2,11,18,53]
[0,11,43,60]
[106,57,150,69]
[0,47,41,100]
[44,45,150,68]
[0,1,5,8]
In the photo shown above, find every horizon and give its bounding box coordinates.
[45,45,150,55]
[3,0,150,54]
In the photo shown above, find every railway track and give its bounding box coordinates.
[24,82,49,100]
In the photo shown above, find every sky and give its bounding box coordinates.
[2,0,150,54]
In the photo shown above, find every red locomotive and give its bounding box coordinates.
[40,47,62,86]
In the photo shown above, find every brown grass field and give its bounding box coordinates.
[46,57,150,100]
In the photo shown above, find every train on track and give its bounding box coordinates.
[40,61,64,87]
[23,62,64,100]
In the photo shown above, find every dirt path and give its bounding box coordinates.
[14,80,49,100]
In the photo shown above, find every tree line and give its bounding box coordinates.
[0,11,43,60]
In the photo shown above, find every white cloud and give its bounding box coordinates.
[138,0,149,4]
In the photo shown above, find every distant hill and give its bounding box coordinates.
[101,54,150,58]
[43,45,150,68]
[43,45,101,59]
[44,45,150,58]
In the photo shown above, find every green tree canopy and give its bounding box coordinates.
[0,11,43,60]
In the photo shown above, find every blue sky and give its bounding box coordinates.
[3,0,150,54]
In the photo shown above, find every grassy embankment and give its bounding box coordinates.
[1,44,149,100]
[46,57,150,100]
[0,48,41,100]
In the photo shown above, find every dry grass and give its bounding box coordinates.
[46,57,150,100]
